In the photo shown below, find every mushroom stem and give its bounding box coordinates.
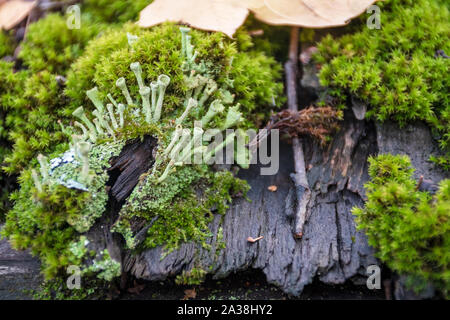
[180,27,191,58]
[198,79,217,107]
[74,121,90,141]
[31,169,43,193]
[178,126,203,162]
[107,93,118,108]
[72,106,97,139]
[37,154,49,181]
[150,81,158,113]
[157,160,175,183]
[169,129,191,160]
[93,110,115,138]
[77,141,92,184]
[221,105,242,130]
[204,132,236,164]
[285,27,311,239]
[93,118,105,135]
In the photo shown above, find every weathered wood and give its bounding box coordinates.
[0,230,41,299]
[120,109,379,295]
[108,135,157,204]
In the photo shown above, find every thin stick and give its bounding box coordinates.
[284,27,311,239]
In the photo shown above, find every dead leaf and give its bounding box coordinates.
[138,0,378,37]
[0,0,37,30]
[183,288,197,300]
[138,0,249,38]
[268,185,277,192]
[245,0,377,28]
[127,280,146,294]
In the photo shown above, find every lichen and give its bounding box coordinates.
[2,25,264,287]
[85,249,121,282]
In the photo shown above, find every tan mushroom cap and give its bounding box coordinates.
[0,0,37,30]
[138,0,378,38]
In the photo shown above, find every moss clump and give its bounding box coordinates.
[0,14,107,174]
[314,0,450,161]
[18,13,106,74]
[2,24,274,289]
[65,23,283,128]
[1,174,88,279]
[82,0,152,23]
[0,31,14,58]
[175,267,207,285]
[352,154,449,296]
[116,168,249,252]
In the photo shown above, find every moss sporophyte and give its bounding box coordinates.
[1,27,255,283]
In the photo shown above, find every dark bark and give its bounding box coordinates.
[107,135,157,204]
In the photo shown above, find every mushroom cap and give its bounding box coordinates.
[138,0,377,38]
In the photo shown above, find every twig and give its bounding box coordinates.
[415,175,424,191]
[285,27,311,239]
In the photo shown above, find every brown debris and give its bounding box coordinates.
[247,236,264,243]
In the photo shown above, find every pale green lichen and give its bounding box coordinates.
[35,139,125,233]
[85,249,121,281]
[4,26,257,285]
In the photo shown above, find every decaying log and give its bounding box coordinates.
[121,109,377,295]
[2,112,448,298]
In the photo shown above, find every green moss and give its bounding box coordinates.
[65,23,283,127]
[82,0,151,23]
[175,267,207,286]
[1,174,88,279]
[0,31,14,58]
[315,0,450,163]
[19,13,106,74]
[352,154,450,296]
[1,14,107,174]
[32,277,111,300]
